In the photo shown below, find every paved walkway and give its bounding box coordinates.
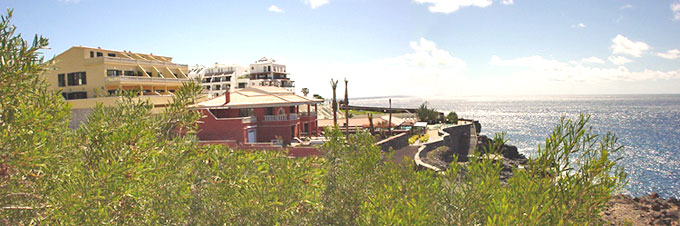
[389,145,420,166]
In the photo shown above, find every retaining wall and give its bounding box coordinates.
[376,132,410,152]
[414,123,476,172]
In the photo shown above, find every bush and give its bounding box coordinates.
[1,9,626,225]
[419,134,429,143]
[408,135,420,145]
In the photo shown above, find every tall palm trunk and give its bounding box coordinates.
[330,79,338,127]
[344,78,349,140]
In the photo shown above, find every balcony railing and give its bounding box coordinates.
[106,75,191,84]
[86,56,188,67]
[263,114,303,121]
[264,114,288,121]
[241,116,256,124]
[300,112,317,117]
[289,113,299,120]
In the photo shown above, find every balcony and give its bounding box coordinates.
[263,114,299,121]
[264,114,288,121]
[241,116,256,124]
[300,112,317,117]
[289,113,299,120]
[106,75,191,84]
[85,56,188,68]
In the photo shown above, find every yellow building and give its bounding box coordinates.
[44,46,191,99]
[43,46,192,127]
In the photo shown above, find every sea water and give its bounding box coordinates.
[351,95,680,198]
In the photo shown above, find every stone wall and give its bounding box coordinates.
[414,123,477,172]
[376,132,410,152]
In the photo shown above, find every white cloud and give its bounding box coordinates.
[608,56,633,65]
[580,57,605,64]
[672,3,680,21]
[657,49,680,59]
[305,0,329,9]
[490,55,680,82]
[620,4,633,10]
[610,34,650,57]
[572,23,586,28]
[501,0,514,5]
[290,38,467,97]
[414,0,493,13]
[268,5,284,13]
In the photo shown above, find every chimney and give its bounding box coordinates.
[224,92,231,105]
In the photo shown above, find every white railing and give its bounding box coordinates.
[300,112,317,117]
[87,56,188,67]
[241,116,256,124]
[289,113,299,120]
[264,114,288,121]
[106,76,191,83]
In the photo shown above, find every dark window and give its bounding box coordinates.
[239,108,253,117]
[106,69,122,77]
[169,89,175,93]
[67,72,86,86]
[146,71,152,77]
[238,83,246,88]
[124,70,135,76]
[96,52,103,57]
[107,53,116,57]
[266,107,274,115]
[89,51,94,58]
[63,92,87,100]
[290,106,296,113]
[57,73,65,87]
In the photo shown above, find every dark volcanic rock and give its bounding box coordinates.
[601,193,680,226]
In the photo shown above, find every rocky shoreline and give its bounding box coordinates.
[422,134,679,225]
[602,193,680,226]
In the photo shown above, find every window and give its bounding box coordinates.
[106,69,122,77]
[238,83,246,88]
[204,85,210,90]
[290,106,296,113]
[62,91,87,100]
[146,71,152,77]
[239,108,254,117]
[89,51,94,58]
[107,53,116,57]
[268,66,271,72]
[124,70,135,76]
[215,84,221,90]
[96,52,103,57]
[266,107,274,115]
[57,73,65,87]
[67,72,86,86]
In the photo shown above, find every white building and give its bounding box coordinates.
[189,63,250,98]
[247,57,295,93]
[191,57,296,97]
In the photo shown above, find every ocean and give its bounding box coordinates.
[351,95,680,198]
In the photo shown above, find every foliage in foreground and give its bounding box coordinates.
[1,10,626,225]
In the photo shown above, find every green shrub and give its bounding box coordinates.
[1,9,626,225]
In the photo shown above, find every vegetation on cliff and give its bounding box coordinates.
[1,10,627,225]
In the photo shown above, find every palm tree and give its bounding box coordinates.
[301,88,309,97]
[330,79,339,126]
[344,78,349,139]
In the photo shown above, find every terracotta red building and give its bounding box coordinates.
[194,86,322,144]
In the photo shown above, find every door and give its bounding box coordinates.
[247,129,257,143]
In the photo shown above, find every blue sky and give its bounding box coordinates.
[4,0,680,97]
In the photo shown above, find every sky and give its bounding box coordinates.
[3,0,680,97]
